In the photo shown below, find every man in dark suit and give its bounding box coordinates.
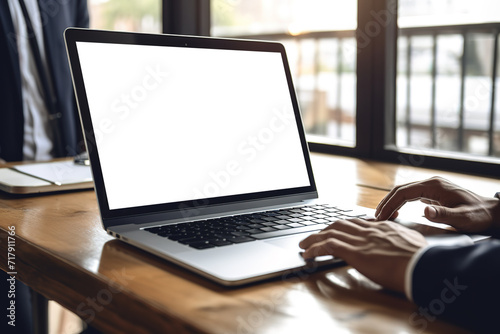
[0,0,89,162]
[0,1,88,332]
[300,177,500,333]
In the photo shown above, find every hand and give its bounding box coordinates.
[299,219,427,293]
[375,177,500,233]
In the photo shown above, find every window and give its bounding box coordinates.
[211,1,500,175]
[89,0,161,33]
[212,0,358,147]
[396,1,500,159]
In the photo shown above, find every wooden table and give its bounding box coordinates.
[1,153,498,333]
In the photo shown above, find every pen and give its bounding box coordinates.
[10,167,62,186]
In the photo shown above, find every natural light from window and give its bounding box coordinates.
[88,0,160,33]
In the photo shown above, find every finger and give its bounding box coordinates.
[299,227,365,250]
[321,218,372,235]
[347,218,373,227]
[425,205,467,226]
[299,218,374,248]
[376,179,446,221]
[375,180,423,217]
[375,177,452,220]
[375,184,404,217]
[302,237,356,259]
[300,219,377,250]
[299,225,348,249]
[424,205,480,231]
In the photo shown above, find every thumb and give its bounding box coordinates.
[424,205,463,224]
[425,205,492,233]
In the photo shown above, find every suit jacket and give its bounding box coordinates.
[0,0,89,161]
[411,239,500,333]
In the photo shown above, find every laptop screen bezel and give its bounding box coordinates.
[65,28,318,226]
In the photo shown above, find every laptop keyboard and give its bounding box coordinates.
[143,204,367,249]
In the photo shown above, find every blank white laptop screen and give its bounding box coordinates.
[76,42,311,210]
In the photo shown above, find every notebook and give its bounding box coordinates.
[0,160,92,194]
[64,28,372,286]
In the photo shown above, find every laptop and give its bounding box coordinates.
[64,28,373,286]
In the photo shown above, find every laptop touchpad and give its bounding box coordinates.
[264,232,316,252]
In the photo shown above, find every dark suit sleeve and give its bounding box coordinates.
[411,240,500,333]
[75,0,90,28]
[39,0,89,157]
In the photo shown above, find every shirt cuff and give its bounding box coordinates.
[404,245,434,302]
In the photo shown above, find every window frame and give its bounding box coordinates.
[162,0,210,36]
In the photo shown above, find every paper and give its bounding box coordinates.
[13,161,92,185]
